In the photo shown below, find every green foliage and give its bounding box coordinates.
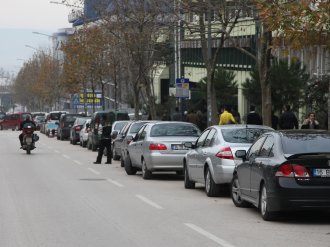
[197,68,238,108]
[242,59,309,112]
[305,75,329,115]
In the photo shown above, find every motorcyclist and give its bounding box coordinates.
[19,115,36,147]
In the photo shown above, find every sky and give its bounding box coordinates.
[0,0,74,76]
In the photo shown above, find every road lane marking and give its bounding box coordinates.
[107,179,124,188]
[73,160,83,166]
[62,154,70,159]
[88,168,101,175]
[135,195,163,209]
[184,223,235,247]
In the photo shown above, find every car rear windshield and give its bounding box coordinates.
[282,134,330,154]
[49,113,61,120]
[221,128,271,143]
[150,123,200,137]
[65,116,78,123]
[76,118,87,124]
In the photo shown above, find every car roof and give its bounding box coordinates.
[212,124,274,130]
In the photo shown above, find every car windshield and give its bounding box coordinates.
[282,133,330,154]
[130,122,148,133]
[114,122,127,130]
[150,123,200,137]
[65,116,77,122]
[221,128,271,143]
[76,118,87,124]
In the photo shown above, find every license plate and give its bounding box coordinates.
[171,144,186,150]
[26,137,33,144]
[313,169,330,177]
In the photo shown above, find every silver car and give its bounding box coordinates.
[124,121,201,179]
[79,119,91,147]
[183,125,274,197]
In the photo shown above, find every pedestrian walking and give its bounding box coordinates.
[246,105,262,125]
[172,107,182,121]
[94,116,112,164]
[279,105,299,129]
[301,112,320,129]
[219,105,236,125]
[186,109,200,125]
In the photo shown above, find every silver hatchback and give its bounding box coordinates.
[183,125,274,197]
[125,121,201,179]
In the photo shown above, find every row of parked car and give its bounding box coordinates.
[13,110,330,221]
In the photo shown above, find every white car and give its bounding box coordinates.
[79,119,91,147]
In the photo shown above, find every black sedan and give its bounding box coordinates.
[231,130,330,221]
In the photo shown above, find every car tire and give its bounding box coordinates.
[0,124,3,130]
[142,159,152,179]
[124,155,137,175]
[120,157,125,167]
[176,170,183,176]
[231,174,250,208]
[72,138,77,145]
[112,147,120,161]
[260,183,277,221]
[205,167,221,197]
[184,163,195,189]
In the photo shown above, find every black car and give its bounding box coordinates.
[57,113,85,140]
[232,130,330,221]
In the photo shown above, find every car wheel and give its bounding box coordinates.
[124,155,137,175]
[120,157,125,167]
[72,138,77,145]
[82,140,87,148]
[260,183,276,221]
[184,163,195,189]
[112,147,120,161]
[205,167,221,197]
[142,159,152,179]
[231,174,250,208]
[0,124,3,130]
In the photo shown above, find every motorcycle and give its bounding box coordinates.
[21,123,39,154]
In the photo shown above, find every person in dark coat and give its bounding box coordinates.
[19,115,36,147]
[94,116,112,164]
[246,105,263,125]
[279,105,299,129]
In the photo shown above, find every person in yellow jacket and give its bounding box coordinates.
[219,106,237,125]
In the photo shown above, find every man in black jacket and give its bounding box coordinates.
[94,116,112,164]
[246,105,263,125]
[279,105,299,129]
[19,115,36,147]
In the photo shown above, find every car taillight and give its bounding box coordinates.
[75,126,81,132]
[275,164,310,177]
[149,143,167,151]
[216,147,234,160]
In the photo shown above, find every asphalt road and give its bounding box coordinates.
[1,130,330,247]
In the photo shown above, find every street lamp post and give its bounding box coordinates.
[25,44,38,51]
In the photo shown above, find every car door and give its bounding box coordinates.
[195,128,217,182]
[250,135,275,199]
[189,129,210,181]
[237,136,266,197]
[129,125,147,166]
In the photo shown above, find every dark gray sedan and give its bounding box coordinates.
[232,130,330,221]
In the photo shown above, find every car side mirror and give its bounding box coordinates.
[126,135,134,142]
[235,150,247,161]
[111,130,118,139]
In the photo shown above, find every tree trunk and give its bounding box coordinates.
[257,27,272,127]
